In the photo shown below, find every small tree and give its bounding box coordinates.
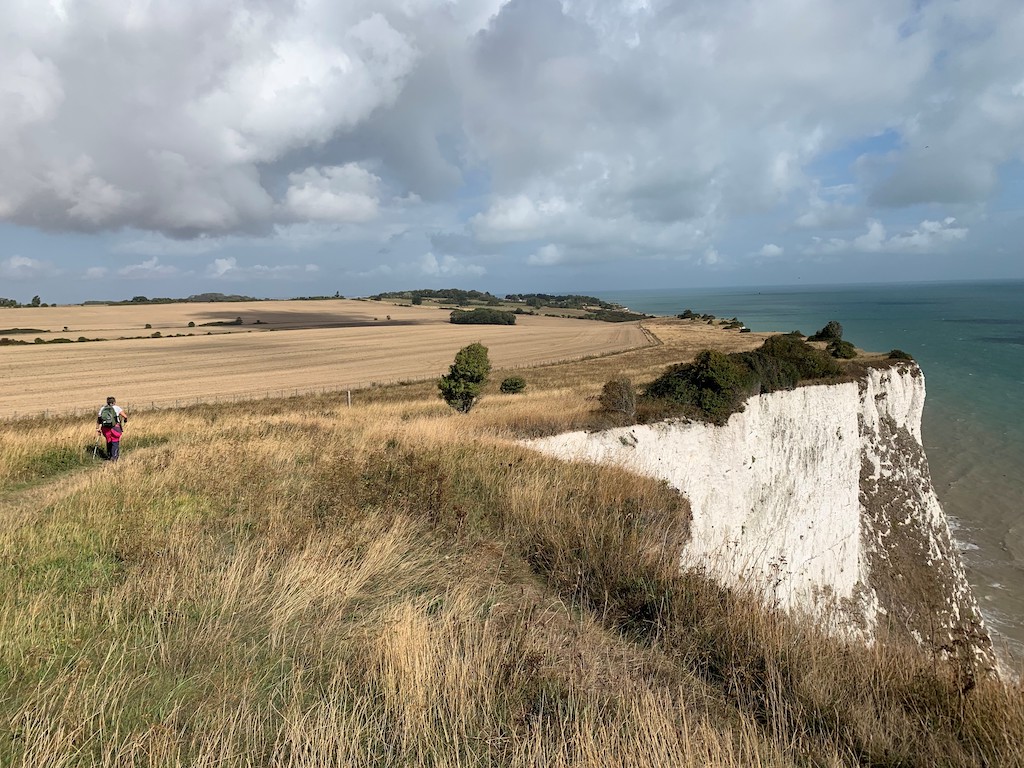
[809,320,843,342]
[30,295,41,307]
[438,342,491,413]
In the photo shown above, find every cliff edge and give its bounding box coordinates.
[527,362,996,671]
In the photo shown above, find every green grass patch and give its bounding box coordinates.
[8,446,94,486]
[6,548,125,595]
[120,433,171,452]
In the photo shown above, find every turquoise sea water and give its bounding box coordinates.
[601,280,1024,663]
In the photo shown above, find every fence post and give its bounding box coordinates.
[347,390,351,408]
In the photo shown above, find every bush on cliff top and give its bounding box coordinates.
[809,320,844,342]
[643,334,841,424]
[828,339,858,359]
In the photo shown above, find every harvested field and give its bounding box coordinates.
[0,298,455,340]
[0,300,651,418]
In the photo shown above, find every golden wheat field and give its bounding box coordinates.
[0,300,655,418]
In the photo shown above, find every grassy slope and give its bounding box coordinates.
[2,323,1022,767]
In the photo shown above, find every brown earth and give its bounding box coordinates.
[0,300,652,418]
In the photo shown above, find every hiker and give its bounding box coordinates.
[97,396,128,461]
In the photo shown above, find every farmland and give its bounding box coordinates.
[0,299,651,418]
[2,315,1021,767]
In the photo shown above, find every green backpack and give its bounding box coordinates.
[99,404,119,428]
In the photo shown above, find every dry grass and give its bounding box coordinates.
[2,323,1022,766]
[0,299,649,418]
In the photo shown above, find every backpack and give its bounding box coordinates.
[99,404,119,428]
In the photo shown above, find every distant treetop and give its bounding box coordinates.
[82,292,261,306]
[371,288,500,305]
[504,293,621,310]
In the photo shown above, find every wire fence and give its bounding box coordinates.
[1,343,651,424]
[2,378,429,424]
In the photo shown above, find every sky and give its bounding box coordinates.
[1,0,1023,304]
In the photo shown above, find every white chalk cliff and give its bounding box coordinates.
[528,362,994,668]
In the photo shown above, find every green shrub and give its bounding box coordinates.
[828,339,857,359]
[144,323,152,329]
[438,342,491,413]
[644,335,842,424]
[755,333,841,380]
[449,308,516,325]
[809,320,843,342]
[645,350,753,424]
[500,376,527,394]
[188,321,195,328]
[888,349,914,361]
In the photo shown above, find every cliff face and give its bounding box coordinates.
[527,362,994,669]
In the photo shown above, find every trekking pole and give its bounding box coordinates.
[93,431,102,459]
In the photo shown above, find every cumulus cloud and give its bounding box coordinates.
[0,255,60,279]
[0,0,1019,285]
[527,244,563,266]
[0,2,430,236]
[419,252,485,277]
[472,195,573,242]
[117,257,180,278]
[207,257,320,279]
[700,247,722,267]
[759,243,783,257]
[284,164,381,222]
[794,185,861,230]
[807,217,969,256]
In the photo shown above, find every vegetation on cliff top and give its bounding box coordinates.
[1,320,1020,767]
[643,333,843,424]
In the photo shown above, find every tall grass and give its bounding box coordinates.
[2,333,1022,766]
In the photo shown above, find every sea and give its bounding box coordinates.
[601,280,1024,666]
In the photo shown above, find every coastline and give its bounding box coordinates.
[601,281,1024,667]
